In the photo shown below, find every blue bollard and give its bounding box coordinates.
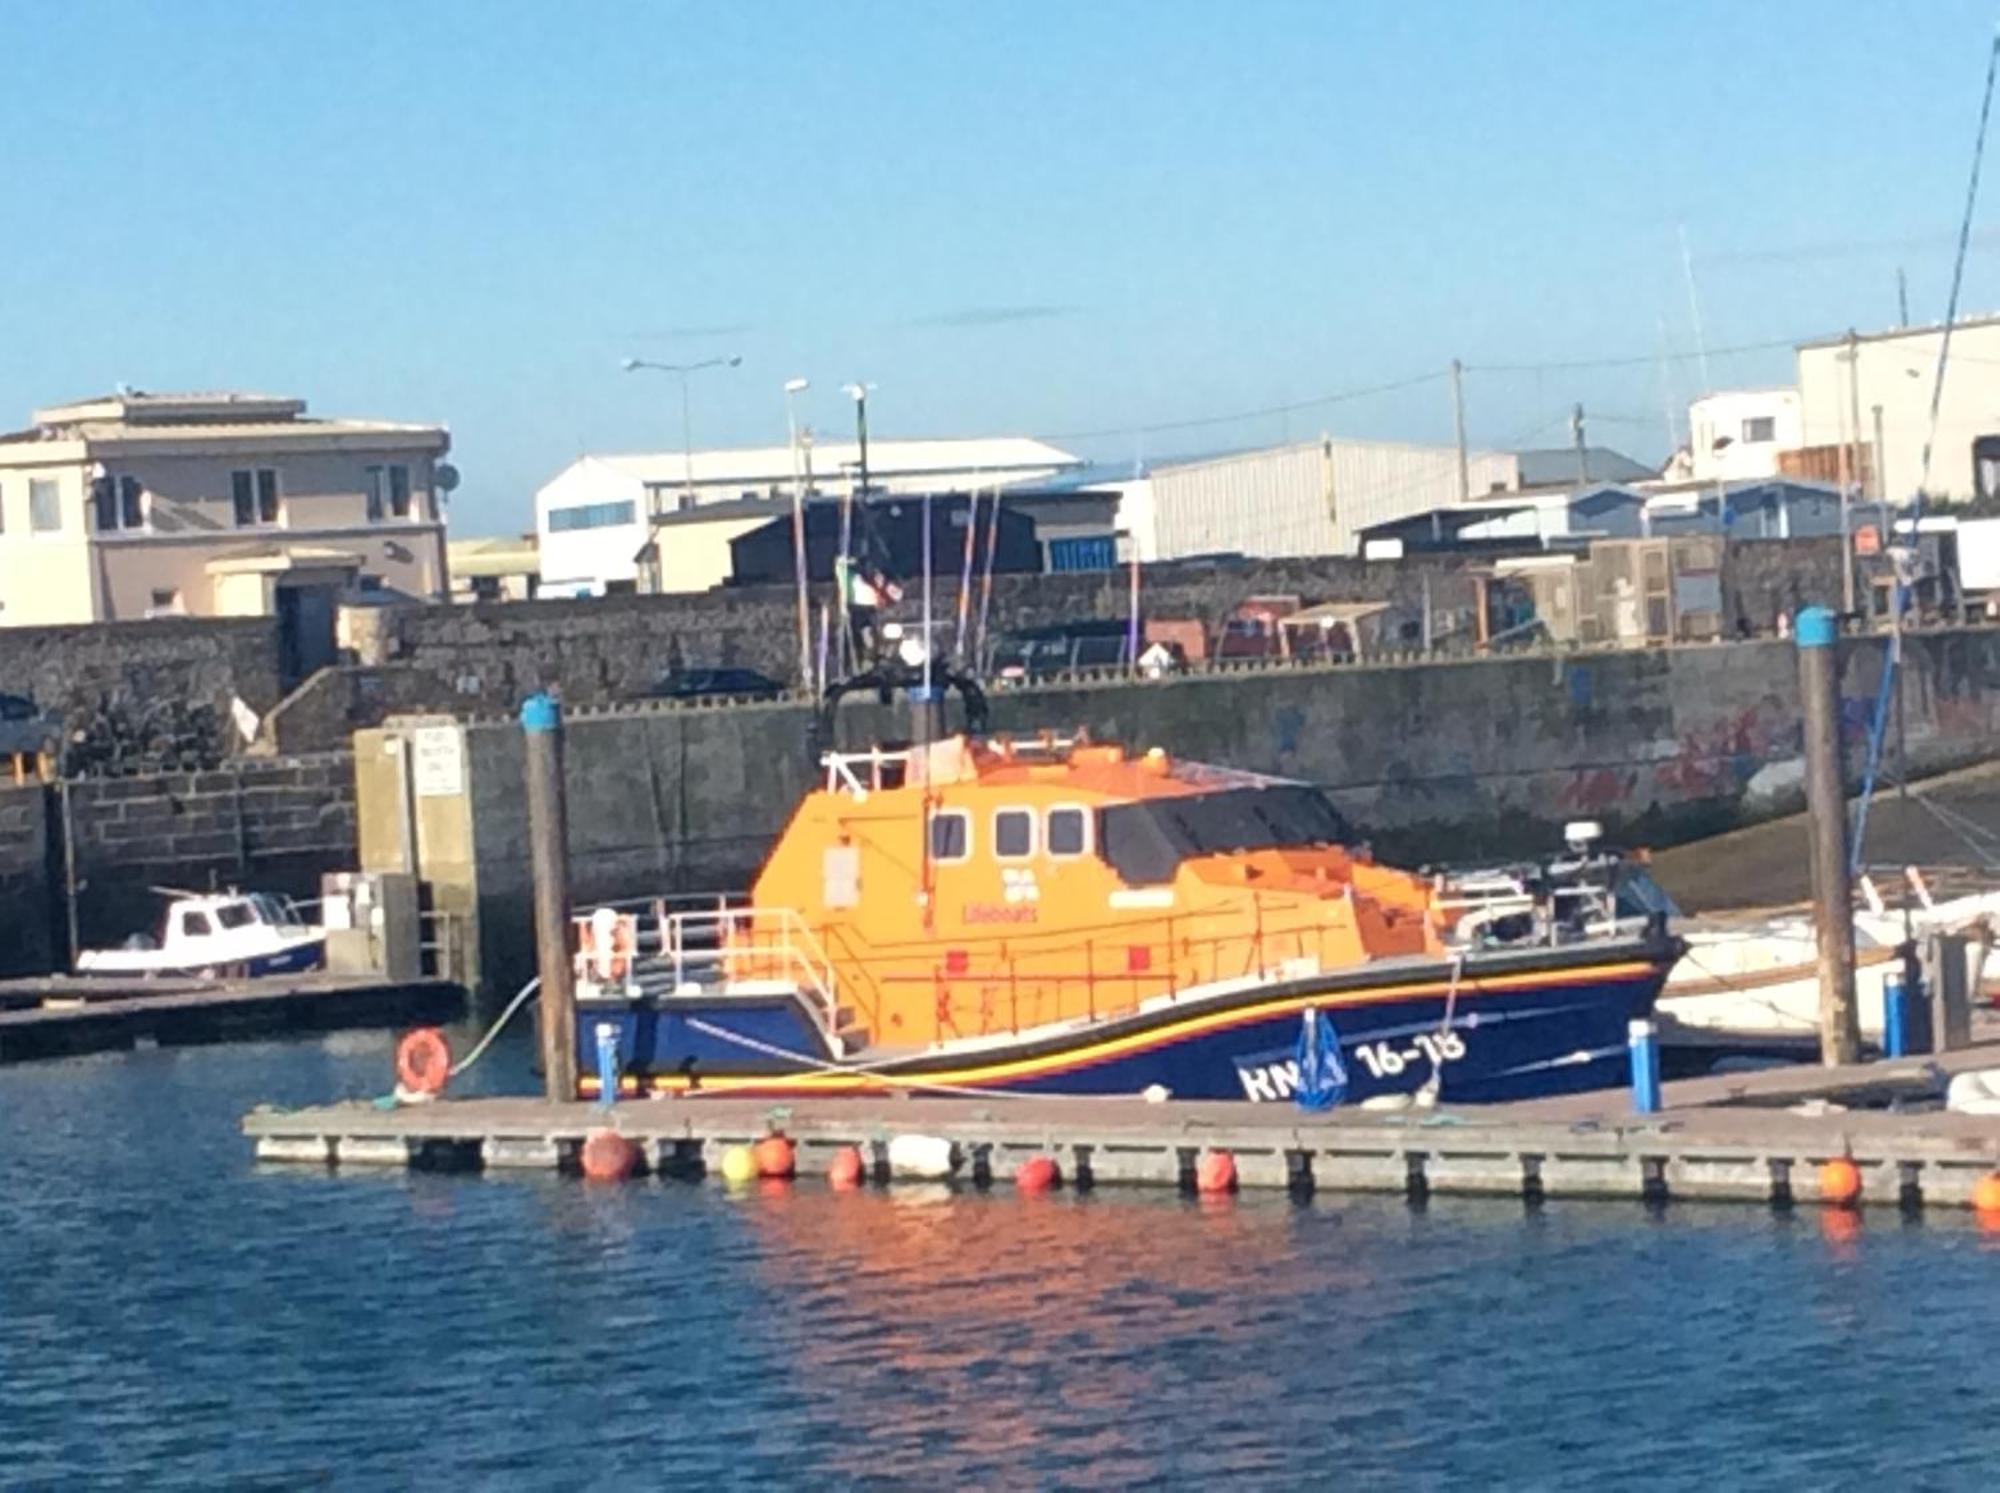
[1628,1017,1662,1114]
[594,1021,621,1107]
[1882,971,1910,1058]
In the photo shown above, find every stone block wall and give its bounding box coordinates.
[62,755,357,949]
[0,785,55,976]
[0,615,285,725]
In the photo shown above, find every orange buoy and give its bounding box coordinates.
[826,1146,866,1190]
[753,1134,797,1180]
[1196,1149,1237,1195]
[580,1128,639,1182]
[1972,1171,2000,1216]
[1818,1156,1863,1207]
[394,1027,452,1096]
[1015,1155,1059,1194]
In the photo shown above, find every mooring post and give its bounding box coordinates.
[1627,1017,1662,1114]
[1796,606,1861,1065]
[522,692,579,1102]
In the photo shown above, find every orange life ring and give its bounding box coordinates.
[395,1027,452,1095]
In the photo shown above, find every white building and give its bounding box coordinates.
[1140,437,1522,560]
[535,436,1080,595]
[1797,317,2000,503]
[1683,389,1802,483]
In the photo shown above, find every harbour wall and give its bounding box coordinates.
[361,625,2000,998]
[0,757,357,965]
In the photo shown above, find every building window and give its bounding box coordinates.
[547,500,638,533]
[367,464,414,521]
[1047,806,1090,858]
[92,475,147,532]
[1742,416,1776,444]
[1047,535,1117,572]
[148,588,181,617]
[232,469,280,526]
[993,807,1036,860]
[29,478,61,533]
[928,809,971,863]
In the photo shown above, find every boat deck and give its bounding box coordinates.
[243,1040,2000,1210]
[0,973,464,1064]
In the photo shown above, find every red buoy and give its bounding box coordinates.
[394,1027,452,1096]
[753,1134,797,1180]
[1196,1149,1237,1195]
[1818,1156,1862,1207]
[581,1128,639,1183]
[826,1145,866,1190]
[1015,1155,1059,1194]
[1973,1171,2000,1216]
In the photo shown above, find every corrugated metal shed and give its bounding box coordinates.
[1147,439,1519,559]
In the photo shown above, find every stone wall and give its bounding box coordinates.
[0,785,55,977]
[0,615,285,726]
[61,756,357,950]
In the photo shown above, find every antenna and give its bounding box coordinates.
[1678,223,1712,395]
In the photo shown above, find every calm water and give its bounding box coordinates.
[5,1034,2000,1490]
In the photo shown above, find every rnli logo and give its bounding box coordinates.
[1234,1054,1304,1103]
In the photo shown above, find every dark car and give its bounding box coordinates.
[990,620,1134,684]
[639,667,787,702]
[0,693,59,762]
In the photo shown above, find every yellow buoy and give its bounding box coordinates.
[720,1144,757,1185]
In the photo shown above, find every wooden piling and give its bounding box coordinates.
[1796,606,1861,1065]
[522,693,578,1101]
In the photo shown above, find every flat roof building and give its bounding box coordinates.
[0,390,451,670]
[535,436,1081,596]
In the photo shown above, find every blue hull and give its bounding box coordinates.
[577,941,1676,1106]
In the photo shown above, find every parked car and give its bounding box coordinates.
[638,667,787,703]
[0,693,61,763]
[990,621,1134,684]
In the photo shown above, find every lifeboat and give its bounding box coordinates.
[572,670,1683,1106]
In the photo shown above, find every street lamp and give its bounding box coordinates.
[783,379,813,693]
[621,354,742,516]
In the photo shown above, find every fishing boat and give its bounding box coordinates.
[76,890,325,978]
[571,672,1682,1105]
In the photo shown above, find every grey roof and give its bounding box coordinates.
[649,496,791,528]
[1513,447,1657,487]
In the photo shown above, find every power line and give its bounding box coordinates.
[1046,369,1447,443]
[1464,332,1828,375]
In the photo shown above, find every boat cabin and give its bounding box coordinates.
[735,734,1446,1049]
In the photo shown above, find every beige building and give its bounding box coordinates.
[0,390,451,666]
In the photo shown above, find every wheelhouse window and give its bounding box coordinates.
[929,809,970,863]
[993,807,1036,860]
[215,902,256,931]
[181,911,212,937]
[1047,805,1090,858]
[232,469,280,526]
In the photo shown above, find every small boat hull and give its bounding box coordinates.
[577,941,1674,1105]
[75,938,325,980]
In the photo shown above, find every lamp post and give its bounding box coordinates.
[621,354,740,592]
[838,383,876,672]
[784,378,814,694]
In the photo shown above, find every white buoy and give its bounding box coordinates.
[886,1134,958,1180]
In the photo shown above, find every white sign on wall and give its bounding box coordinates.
[411,725,465,798]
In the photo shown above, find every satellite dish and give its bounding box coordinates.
[435,463,461,493]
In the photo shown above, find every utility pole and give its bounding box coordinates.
[1837,331,1857,614]
[1898,266,1911,327]
[1571,403,1590,486]
[784,378,814,694]
[1873,403,1889,532]
[1450,359,1470,504]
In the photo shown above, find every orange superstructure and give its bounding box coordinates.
[734,733,1451,1051]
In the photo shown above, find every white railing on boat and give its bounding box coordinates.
[574,902,842,1035]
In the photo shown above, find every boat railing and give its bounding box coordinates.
[575,902,843,1036]
[822,746,917,799]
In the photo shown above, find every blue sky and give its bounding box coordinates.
[3,1,1998,534]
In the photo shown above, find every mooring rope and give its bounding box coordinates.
[449,976,540,1078]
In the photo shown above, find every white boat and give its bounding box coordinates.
[76,891,326,979]
[1661,877,2000,1043]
